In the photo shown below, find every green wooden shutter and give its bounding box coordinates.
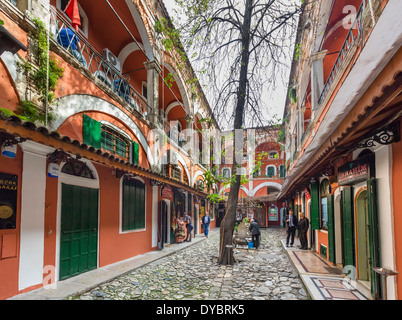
[122,179,145,231]
[310,181,320,230]
[327,194,335,264]
[131,141,139,165]
[342,187,355,267]
[136,181,146,229]
[279,165,285,178]
[83,114,101,149]
[367,178,381,300]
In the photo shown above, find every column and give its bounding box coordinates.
[144,60,162,126]
[152,185,158,248]
[19,141,54,291]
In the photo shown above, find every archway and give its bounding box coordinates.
[57,158,100,281]
[51,94,155,167]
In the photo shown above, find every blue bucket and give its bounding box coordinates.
[248,242,254,249]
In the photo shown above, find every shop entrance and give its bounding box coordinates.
[59,184,98,280]
[161,200,169,247]
[356,190,370,282]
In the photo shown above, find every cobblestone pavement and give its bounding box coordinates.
[71,228,310,300]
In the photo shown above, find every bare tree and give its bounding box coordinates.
[170,0,302,264]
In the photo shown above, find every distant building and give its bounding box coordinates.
[217,126,286,228]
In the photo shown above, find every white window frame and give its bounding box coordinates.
[222,167,231,179]
[268,151,279,159]
[266,165,277,177]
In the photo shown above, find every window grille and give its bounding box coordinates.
[101,126,130,160]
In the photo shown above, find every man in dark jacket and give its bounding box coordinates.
[249,219,261,249]
[202,212,211,238]
[285,209,298,247]
[298,212,309,250]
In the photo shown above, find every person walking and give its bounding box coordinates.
[285,209,298,247]
[298,211,309,250]
[249,218,261,249]
[184,214,193,242]
[201,212,211,238]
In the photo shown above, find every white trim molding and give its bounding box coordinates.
[51,94,155,166]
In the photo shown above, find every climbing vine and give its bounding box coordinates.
[18,18,64,124]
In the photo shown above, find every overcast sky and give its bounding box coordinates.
[163,0,292,127]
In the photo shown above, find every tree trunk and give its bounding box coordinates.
[218,0,253,265]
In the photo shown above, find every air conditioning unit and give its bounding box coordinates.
[103,48,121,72]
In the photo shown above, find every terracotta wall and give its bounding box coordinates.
[392,116,402,299]
[96,164,153,267]
[0,147,23,300]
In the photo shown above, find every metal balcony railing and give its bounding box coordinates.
[49,6,150,119]
[318,0,366,105]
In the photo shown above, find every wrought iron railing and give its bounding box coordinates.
[318,0,366,105]
[49,6,150,119]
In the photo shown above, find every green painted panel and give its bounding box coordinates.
[327,194,335,264]
[122,179,145,231]
[367,178,381,299]
[60,184,98,280]
[342,187,355,267]
[83,114,101,149]
[310,181,320,230]
[132,141,139,165]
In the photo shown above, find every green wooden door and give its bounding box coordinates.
[341,187,355,267]
[310,181,320,230]
[327,194,335,264]
[367,178,381,300]
[60,184,99,280]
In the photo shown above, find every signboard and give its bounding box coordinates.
[0,173,18,230]
[161,185,173,201]
[303,188,311,201]
[268,206,278,221]
[338,155,374,186]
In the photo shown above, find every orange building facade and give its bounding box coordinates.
[0,0,218,299]
[218,127,286,229]
[280,0,402,300]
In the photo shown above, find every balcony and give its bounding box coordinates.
[49,6,150,119]
[318,0,366,105]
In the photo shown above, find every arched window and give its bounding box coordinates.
[222,167,231,179]
[320,179,330,229]
[196,180,204,190]
[61,159,95,179]
[253,168,260,179]
[266,165,276,177]
[101,125,131,160]
[268,151,279,159]
[236,167,246,176]
[171,165,182,181]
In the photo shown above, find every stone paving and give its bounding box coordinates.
[70,228,310,301]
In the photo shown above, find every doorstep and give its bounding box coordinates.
[281,239,371,300]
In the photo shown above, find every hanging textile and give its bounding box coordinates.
[65,0,81,31]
